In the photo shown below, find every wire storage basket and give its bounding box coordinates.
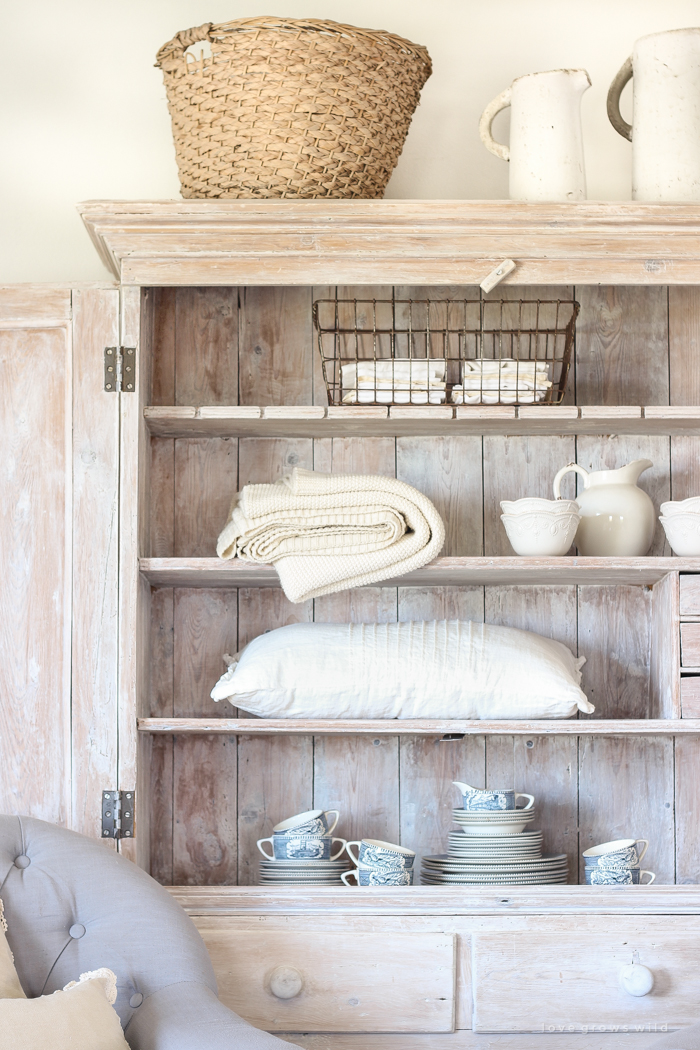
[155,18,432,199]
[313,298,580,407]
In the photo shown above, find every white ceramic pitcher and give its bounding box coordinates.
[553,459,655,556]
[479,69,591,201]
[608,28,700,200]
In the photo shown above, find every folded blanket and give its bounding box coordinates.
[217,467,445,603]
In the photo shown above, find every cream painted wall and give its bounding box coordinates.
[1,0,699,281]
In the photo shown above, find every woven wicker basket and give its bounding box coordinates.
[155,17,432,199]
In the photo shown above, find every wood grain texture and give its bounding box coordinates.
[202,928,455,1032]
[578,736,675,884]
[680,575,700,615]
[670,286,700,405]
[577,586,652,719]
[147,287,176,405]
[650,572,680,719]
[149,437,175,557]
[140,718,700,736]
[148,587,174,881]
[681,623,700,666]
[0,322,71,823]
[397,437,482,556]
[279,1036,658,1050]
[70,288,120,838]
[575,286,669,405]
[0,285,73,323]
[675,736,700,883]
[671,437,700,501]
[175,287,238,405]
[173,437,237,556]
[239,287,313,406]
[482,437,576,555]
[681,677,700,717]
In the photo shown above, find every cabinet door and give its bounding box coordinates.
[0,286,120,839]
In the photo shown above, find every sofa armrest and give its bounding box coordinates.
[125,982,301,1050]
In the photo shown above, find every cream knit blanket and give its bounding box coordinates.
[217,468,445,603]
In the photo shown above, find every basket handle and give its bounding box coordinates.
[155,23,213,67]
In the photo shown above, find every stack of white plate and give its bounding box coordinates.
[447,829,543,858]
[259,858,351,886]
[420,853,568,885]
[451,807,537,836]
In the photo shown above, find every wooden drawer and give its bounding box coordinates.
[681,675,700,716]
[473,931,700,1032]
[680,622,700,665]
[680,575,700,615]
[198,928,456,1033]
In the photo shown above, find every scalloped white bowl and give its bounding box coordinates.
[660,497,700,517]
[660,513,700,556]
[501,511,580,556]
[500,498,579,516]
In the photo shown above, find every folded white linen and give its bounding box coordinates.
[452,388,549,405]
[216,467,446,603]
[341,359,447,404]
[463,358,547,375]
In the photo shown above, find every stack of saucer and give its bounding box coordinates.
[259,857,351,886]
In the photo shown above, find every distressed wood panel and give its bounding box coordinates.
[577,586,652,719]
[148,287,176,405]
[482,437,576,556]
[149,436,175,557]
[675,735,700,883]
[173,437,237,556]
[669,285,700,405]
[397,437,482,556]
[681,677,700,716]
[148,587,174,882]
[239,287,313,406]
[174,287,238,405]
[0,324,71,823]
[71,288,120,838]
[578,736,675,885]
[671,436,700,502]
[575,435,670,557]
[172,588,238,884]
[649,572,680,719]
[484,587,579,878]
[680,623,700,665]
[575,286,669,405]
[680,575,700,615]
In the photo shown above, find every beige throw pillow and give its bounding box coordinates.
[0,968,129,1050]
[0,898,25,998]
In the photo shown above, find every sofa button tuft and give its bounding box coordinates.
[129,993,143,1008]
[69,923,86,939]
[14,855,31,869]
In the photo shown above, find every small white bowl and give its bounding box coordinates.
[501,511,580,556]
[660,497,700,517]
[660,514,700,556]
[500,498,579,516]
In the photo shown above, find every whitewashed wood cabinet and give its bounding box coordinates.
[5,201,700,1044]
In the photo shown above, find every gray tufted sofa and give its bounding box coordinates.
[0,814,298,1049]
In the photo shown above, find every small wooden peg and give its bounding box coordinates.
[480,259,517,293]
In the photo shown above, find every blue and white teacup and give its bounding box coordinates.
[346,839,415,871]
[583,838,649,869]
[257,834,346,861]
[453,781,535,812]
[586,866,655,886]
[341,865,413,887]
[272,809,340,837]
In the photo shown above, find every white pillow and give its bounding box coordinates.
[211,619,593,719]
[0,968,129,1050]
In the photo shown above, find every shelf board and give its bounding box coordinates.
[144,404,700,439]
[79,199,700,286]
[139,717,700,736]
[139,555,692,588]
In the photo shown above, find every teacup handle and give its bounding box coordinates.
[341,869,358,887]
[635,839,649,865]
[346,841,361,866]
[516,793,535,811]
[257,836,274,860]
[640,870,655,885]
[325,810,340,835]
[330,838,347,861]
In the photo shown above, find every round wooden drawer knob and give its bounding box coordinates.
[269,965,304,1000]
[619,961,654,997]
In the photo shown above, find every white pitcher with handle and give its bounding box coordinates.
[553,459,655,556]
[479,68,591,201]
[607,28,700,200]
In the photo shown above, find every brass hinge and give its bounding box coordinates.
[102,790,135,839]
[104,347,136,392]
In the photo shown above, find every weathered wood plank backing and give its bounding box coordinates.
[143,283,700,886]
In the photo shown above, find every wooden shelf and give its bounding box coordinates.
[79,199,700,285]
[145,404,700,438]
[139,717,700,735]
[139,555,691,588]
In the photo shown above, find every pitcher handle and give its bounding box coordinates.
[635,839,649,865]
[516,793,535,811]
[553,462,589,499]
[607,56,633,142]
[325,810,340,835]
[479,88,512,161]
[256,836,274,860]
